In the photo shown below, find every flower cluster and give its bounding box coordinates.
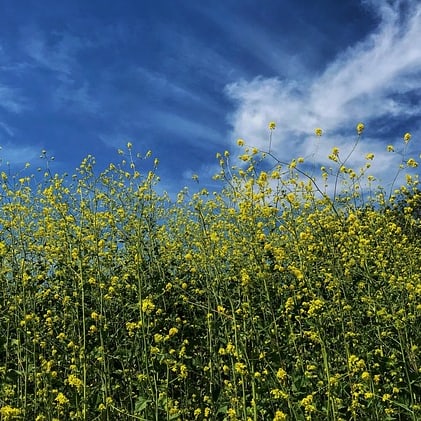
[0,126,420,420]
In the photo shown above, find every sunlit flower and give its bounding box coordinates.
[67,374,83,391]
[361,371,370,381]
[314,127,323,136]
[141,298,155,314]
[356,122,365,134]
[273,410,287,421]
[382,393,392,402]
[276,368,287,381]
[404,132,411,143]
[407,158,418,167]
[91,311,100,321]
[269,121,276,130]
[168,327,178,337]
[55,392,69,406]
[234,362,247,374]
[0,406,22,419]
[179,364,188,378]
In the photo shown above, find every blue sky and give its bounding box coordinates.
[1,0,420,196]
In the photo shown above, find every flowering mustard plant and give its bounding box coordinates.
[0,127,420,420]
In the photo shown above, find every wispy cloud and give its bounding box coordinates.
[22,26,83,76]
[0,121,15,137]
[0,143,39,165]
[52,79,100,114]
[190,2,320,80]
[0,84,26,113]
[150,110,224,146]
[225,0,421,188]
[19,25,102,116]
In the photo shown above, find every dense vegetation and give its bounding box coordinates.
[1,126,420,420]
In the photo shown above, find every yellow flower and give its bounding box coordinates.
[300,393,315,411]
[210,231,219,242]
[179,364,188,378]
[271,389,289,399]
[56,332,66,340]
[226,408,237,418]
[240,268,250,286]
[141,298,155,314]
[67,374,83,390]
[269,121,276,130]
[407,158,418,167]
[356,122,365,134]
[365,153,374,160]
[239,154,250,161]
[55,392,69,406]
[0,406,22,419]
[276,367,287,381]
[237,138,245,146]
[168,327,178,337]
[404,132,411,143]
[273,410,287,421]
[361,371,370,381]
[382,393,392,402]
[314,127,323,136]
[91,311,100,321]
[234,361,247,374]
[289,265,303,279]
[286,192,295,203]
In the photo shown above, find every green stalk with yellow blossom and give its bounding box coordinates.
[0,125,420,420]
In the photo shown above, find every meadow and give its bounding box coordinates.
[0,124,420,420]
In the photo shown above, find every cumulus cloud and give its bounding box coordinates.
[225,0,421,190]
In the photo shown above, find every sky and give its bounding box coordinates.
[1,0,421,198]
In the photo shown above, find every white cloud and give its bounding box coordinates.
[0,121,15,137]
[0,84,26,113]
[0,143,39,165]
[52,80,100,114]
[225,0,421,192]
[20,26,100,114]
[151,110,223,145]
[22,27,83,75]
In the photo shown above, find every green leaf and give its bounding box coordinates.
[134,396,150,414]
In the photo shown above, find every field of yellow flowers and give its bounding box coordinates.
[0,126,420,420]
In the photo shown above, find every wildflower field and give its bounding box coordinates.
[1,125,421,420]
